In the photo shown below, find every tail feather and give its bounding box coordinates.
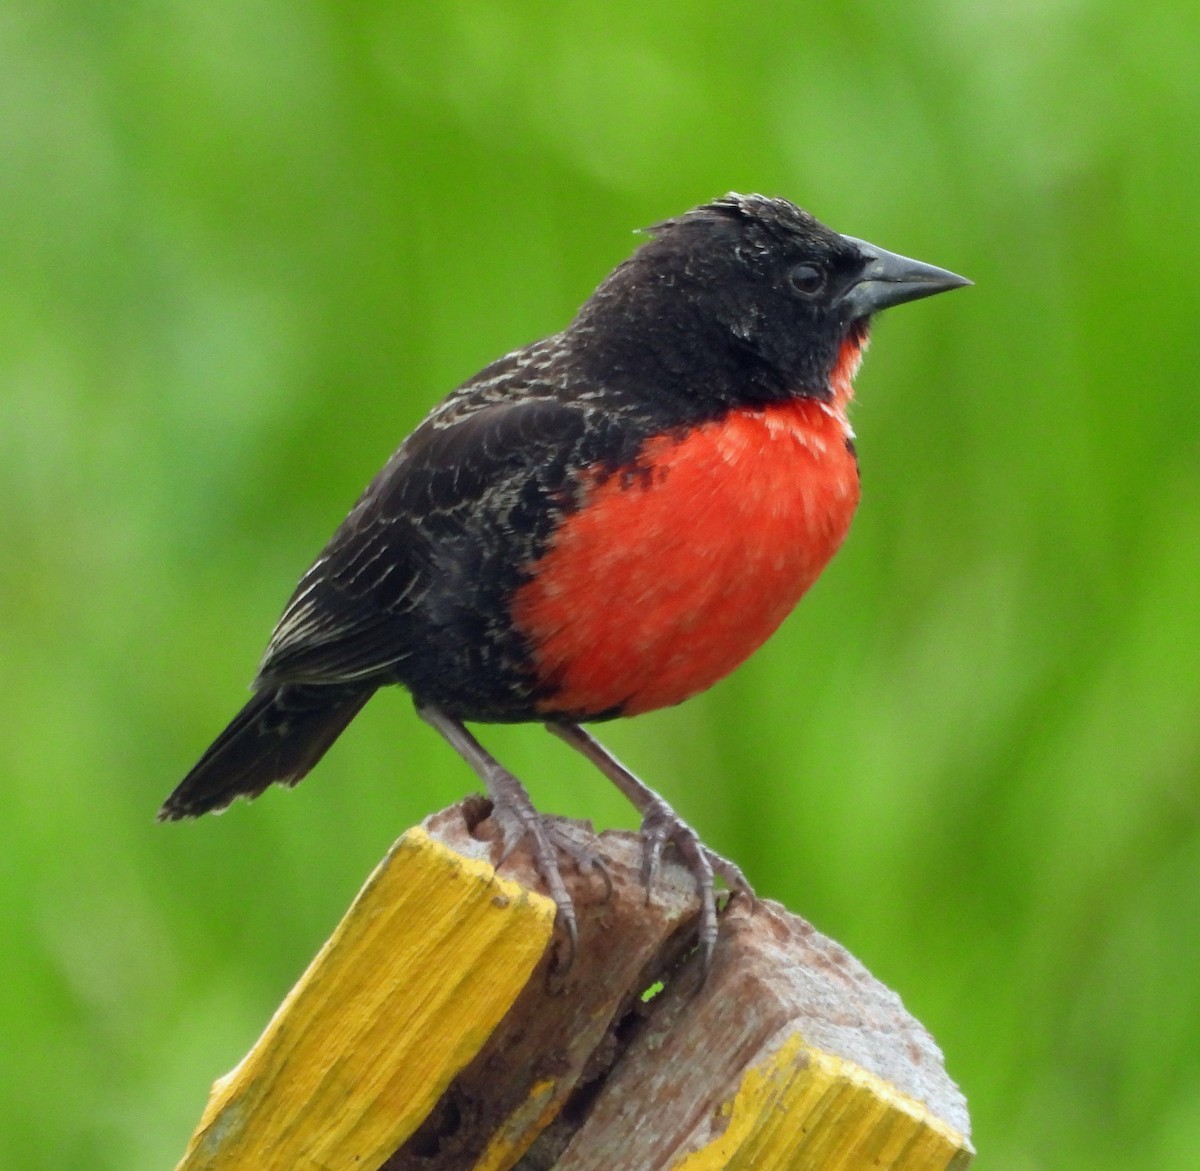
[159,683,375,820]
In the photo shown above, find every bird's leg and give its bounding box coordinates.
[546,720,754,965]
[418,703,606,960]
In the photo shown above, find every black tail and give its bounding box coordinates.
[159,683,375,820]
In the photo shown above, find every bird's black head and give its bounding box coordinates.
[573,193,969,411]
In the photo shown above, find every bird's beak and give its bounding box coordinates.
[837,236,971,318]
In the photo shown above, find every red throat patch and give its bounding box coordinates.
[511,375,863,718]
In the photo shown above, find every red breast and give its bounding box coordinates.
[512,341,863,718]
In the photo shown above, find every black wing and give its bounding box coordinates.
[254,394,594,688]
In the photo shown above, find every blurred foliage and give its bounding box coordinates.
[2,1,1198,1167]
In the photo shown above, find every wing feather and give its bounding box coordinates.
[256,395,591,687]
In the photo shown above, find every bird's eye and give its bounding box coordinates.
[788,262,826,297]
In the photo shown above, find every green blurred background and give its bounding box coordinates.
[3,2,1198,1167]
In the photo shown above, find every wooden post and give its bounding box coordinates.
[173,798,973,1170]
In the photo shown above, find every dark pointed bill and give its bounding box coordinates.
[837,235,972,318]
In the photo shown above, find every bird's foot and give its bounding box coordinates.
[485,766,610,965]
[638,795,755,969]
[418,704,610,965]
[545,720,756,969]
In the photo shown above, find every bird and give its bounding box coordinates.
[161,194,969,959]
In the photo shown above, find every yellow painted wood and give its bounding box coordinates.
[672,1033,972,1171]
[174,826,556,1171]
[473,1077,562,1171]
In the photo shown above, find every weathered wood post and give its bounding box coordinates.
[172,798,973,1170]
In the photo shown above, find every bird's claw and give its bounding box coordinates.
[487,781,611,968]
[637,798,755,971]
